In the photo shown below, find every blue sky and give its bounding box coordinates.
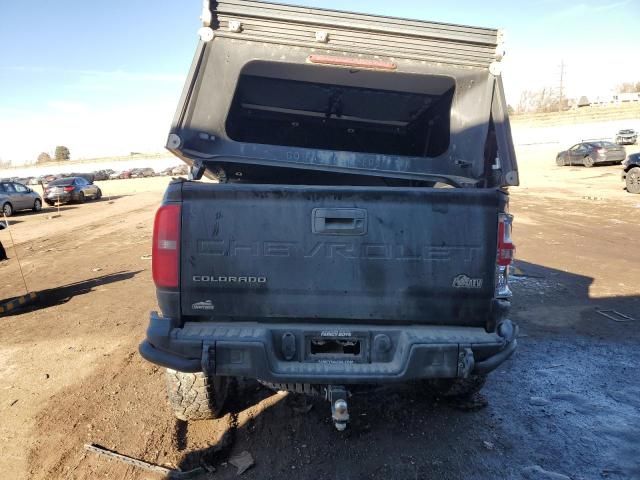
[1,0,638,163]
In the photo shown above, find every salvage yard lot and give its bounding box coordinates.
[1,147,639,479]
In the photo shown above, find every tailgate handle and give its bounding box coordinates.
[313,208,367,235]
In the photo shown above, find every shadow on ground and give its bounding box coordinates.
[0,271,142,316]
[41,205,80,212]
[511,260,640,339]
[95,194,132,202]
[0,219,23,226]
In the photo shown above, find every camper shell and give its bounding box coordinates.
[167,0,518,187]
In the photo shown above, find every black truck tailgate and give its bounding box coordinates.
[180,183,501,326]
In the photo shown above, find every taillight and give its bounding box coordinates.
[496,213,515,299]
[152,204,181,288]
[497,214,515,266]
[64,186,74,192]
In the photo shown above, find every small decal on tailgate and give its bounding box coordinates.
[192,300,215,311]
[452,275,483,289]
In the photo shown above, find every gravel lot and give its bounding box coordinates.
[0,143,639,480]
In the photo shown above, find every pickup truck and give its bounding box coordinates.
[615,129,637,146]
[622,153,640,194]
[139,0,519,430]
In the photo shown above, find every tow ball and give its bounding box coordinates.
[326,385,349,431]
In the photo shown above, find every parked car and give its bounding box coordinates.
[171,165,189,175]
[93,169,114,181]
[130,167,156,178]
[43,177,102,205]
[118,170,133,180]
[0,181,43,216]
[161,166,185,176]
[67,172,95,183]
[556,141,626,167]
[615,129,637,145]
[622,153,640,194]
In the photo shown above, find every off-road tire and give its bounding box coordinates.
[33,199,42,212]
[626,167,640,194]
[583,156,595,168]
[2,202,13,217]
[165,369,228,421]
[426,374,487,399]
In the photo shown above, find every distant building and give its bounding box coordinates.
[591,92,640,105]
[613,92,640,103]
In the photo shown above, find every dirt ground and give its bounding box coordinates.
[1,146,639,480]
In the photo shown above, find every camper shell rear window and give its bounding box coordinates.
[225,63,455,158]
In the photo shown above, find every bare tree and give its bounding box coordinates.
[616,82,640,94]
[516,87,569,114]
[37,152,52,164]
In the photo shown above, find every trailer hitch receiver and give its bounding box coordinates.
[326,385,349,431]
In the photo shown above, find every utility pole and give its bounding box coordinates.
[558,60,566,112]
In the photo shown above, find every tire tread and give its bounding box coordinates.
[165,369,227,421]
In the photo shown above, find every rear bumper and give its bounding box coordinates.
[139,313,517,383]
[45,193,71,204]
